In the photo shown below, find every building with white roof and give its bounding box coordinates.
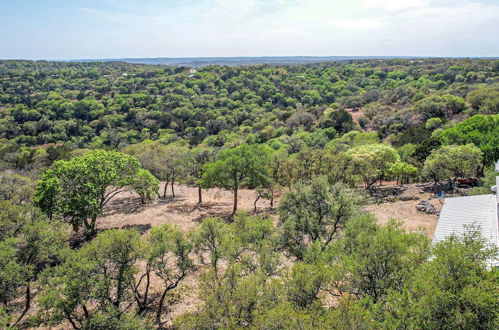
[433,161,499,267]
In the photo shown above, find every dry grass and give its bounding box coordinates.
[99,182,273,232]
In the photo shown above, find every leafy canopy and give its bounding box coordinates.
[34,149,158,235]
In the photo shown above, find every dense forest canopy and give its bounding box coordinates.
[0,58,497,149]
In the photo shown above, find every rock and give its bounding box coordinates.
[416,200,439,215]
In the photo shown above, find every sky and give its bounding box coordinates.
[0,0,498,60]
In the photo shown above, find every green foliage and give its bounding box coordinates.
[388,161,418,184]
[34,149,158,236]
[348,143,400,188]
[278,176,364,260]
[184,146,216,203]
[125,141,188,198]
[37,229,143,328]
[132,169,160,204]
[467,85,499,114]
[145,224,195,322]
[0,201,68,327]
[332,216,430,303]
[191,217,230,272]
[425,117,443,130]
[319,109,354,134]
[81,309,151,330]
[0,172,35,204]
[470,165,497,195]
[383,229,499,329]
[423,144,483,183]
[180,214,283,329]
[2,58,499,329]
[327,130,380,152]
[436,114,499,166]
[201,144,271,214]
[285,262,329,308]
[1,59,496,150]
[226,213,279,276]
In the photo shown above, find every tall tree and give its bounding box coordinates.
[201,144,271,215]
[185,146,216,204]
[348,143,400,189]
[423,144,483,185]
[124,141,188,198]
[435,114,499,168]
[34,149,158,237]
[143,224,194,323]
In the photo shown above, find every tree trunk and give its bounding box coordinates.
[66,315,79,330]
[84,216,97,239]
[142,267,151,312]
[254,195,260,212]
[198,185,202,204]
[90,215,97,237]
[163,181,168,198]
[232,187,238,216]
[13,283,31,326]
[171,178,175,198]
[156,287,169,324]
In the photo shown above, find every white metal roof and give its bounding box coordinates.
[433,194,498,248]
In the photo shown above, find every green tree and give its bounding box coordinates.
[388,161,418,184]
[383,229,499,329]
[467,85,499,114]
[37,229,143,329]
[34,149,158,237]
[0,172,35,204]
[162,144,189,198]
[201,144,271,215]
[178,214,281,329]
[423,144,483,184]
[331,216,429,303]
[145,224,195,323]
[184,146,216,204]
[319,109,354,134]
[132,169,160,204]
[278,176,364,260]
[191,217,230,274]
[125,142,188,198]
[0,201,68,328]
[285,262,329,308]
[436,114,499,167]
[348,143,400,189]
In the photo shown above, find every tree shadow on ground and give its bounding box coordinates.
[103,195,189,217]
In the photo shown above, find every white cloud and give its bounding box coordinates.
[359,0,432,11]
[328,18,385,30]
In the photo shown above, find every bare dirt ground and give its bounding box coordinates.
[99,183,273,232]
[100,182,441,237]
[365,184,442,237]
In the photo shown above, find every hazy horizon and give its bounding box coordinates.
[1,0,498,60]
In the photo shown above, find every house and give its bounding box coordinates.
[433,161,499,267]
